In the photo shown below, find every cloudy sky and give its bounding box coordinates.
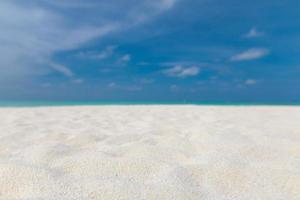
[0,0,299,102]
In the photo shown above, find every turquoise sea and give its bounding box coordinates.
[0,101,300,107]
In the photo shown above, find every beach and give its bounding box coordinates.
[0,105,300,200]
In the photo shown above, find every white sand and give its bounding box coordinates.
[0,106,300,200]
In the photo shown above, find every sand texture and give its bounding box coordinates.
[0,106,300,200]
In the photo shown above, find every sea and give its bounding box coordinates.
[0,101,299,107]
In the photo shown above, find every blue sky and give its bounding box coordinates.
[0,0,299,102]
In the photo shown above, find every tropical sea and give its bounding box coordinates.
[0,100,299,107]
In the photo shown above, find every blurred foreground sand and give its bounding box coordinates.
[0,106,300,200]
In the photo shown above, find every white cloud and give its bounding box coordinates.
[0,0,177,83]
[108,82,117,88]
[162,0,177,9]
[72,79,84,84]
[43,0,177,11]
[121,54,131,62]
[245,79,257,85]
[160,61,206,67]
[50,64,74,77]
[78,45,117,60]
[230,48,270,62]
[244,27,264,38]
[164,65,200,78]
[107,82,142,91]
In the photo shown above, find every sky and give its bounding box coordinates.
[0,0,300,102]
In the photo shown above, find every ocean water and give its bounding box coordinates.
[0,101,299,107]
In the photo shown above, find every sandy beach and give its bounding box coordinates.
[0,106,300,200]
